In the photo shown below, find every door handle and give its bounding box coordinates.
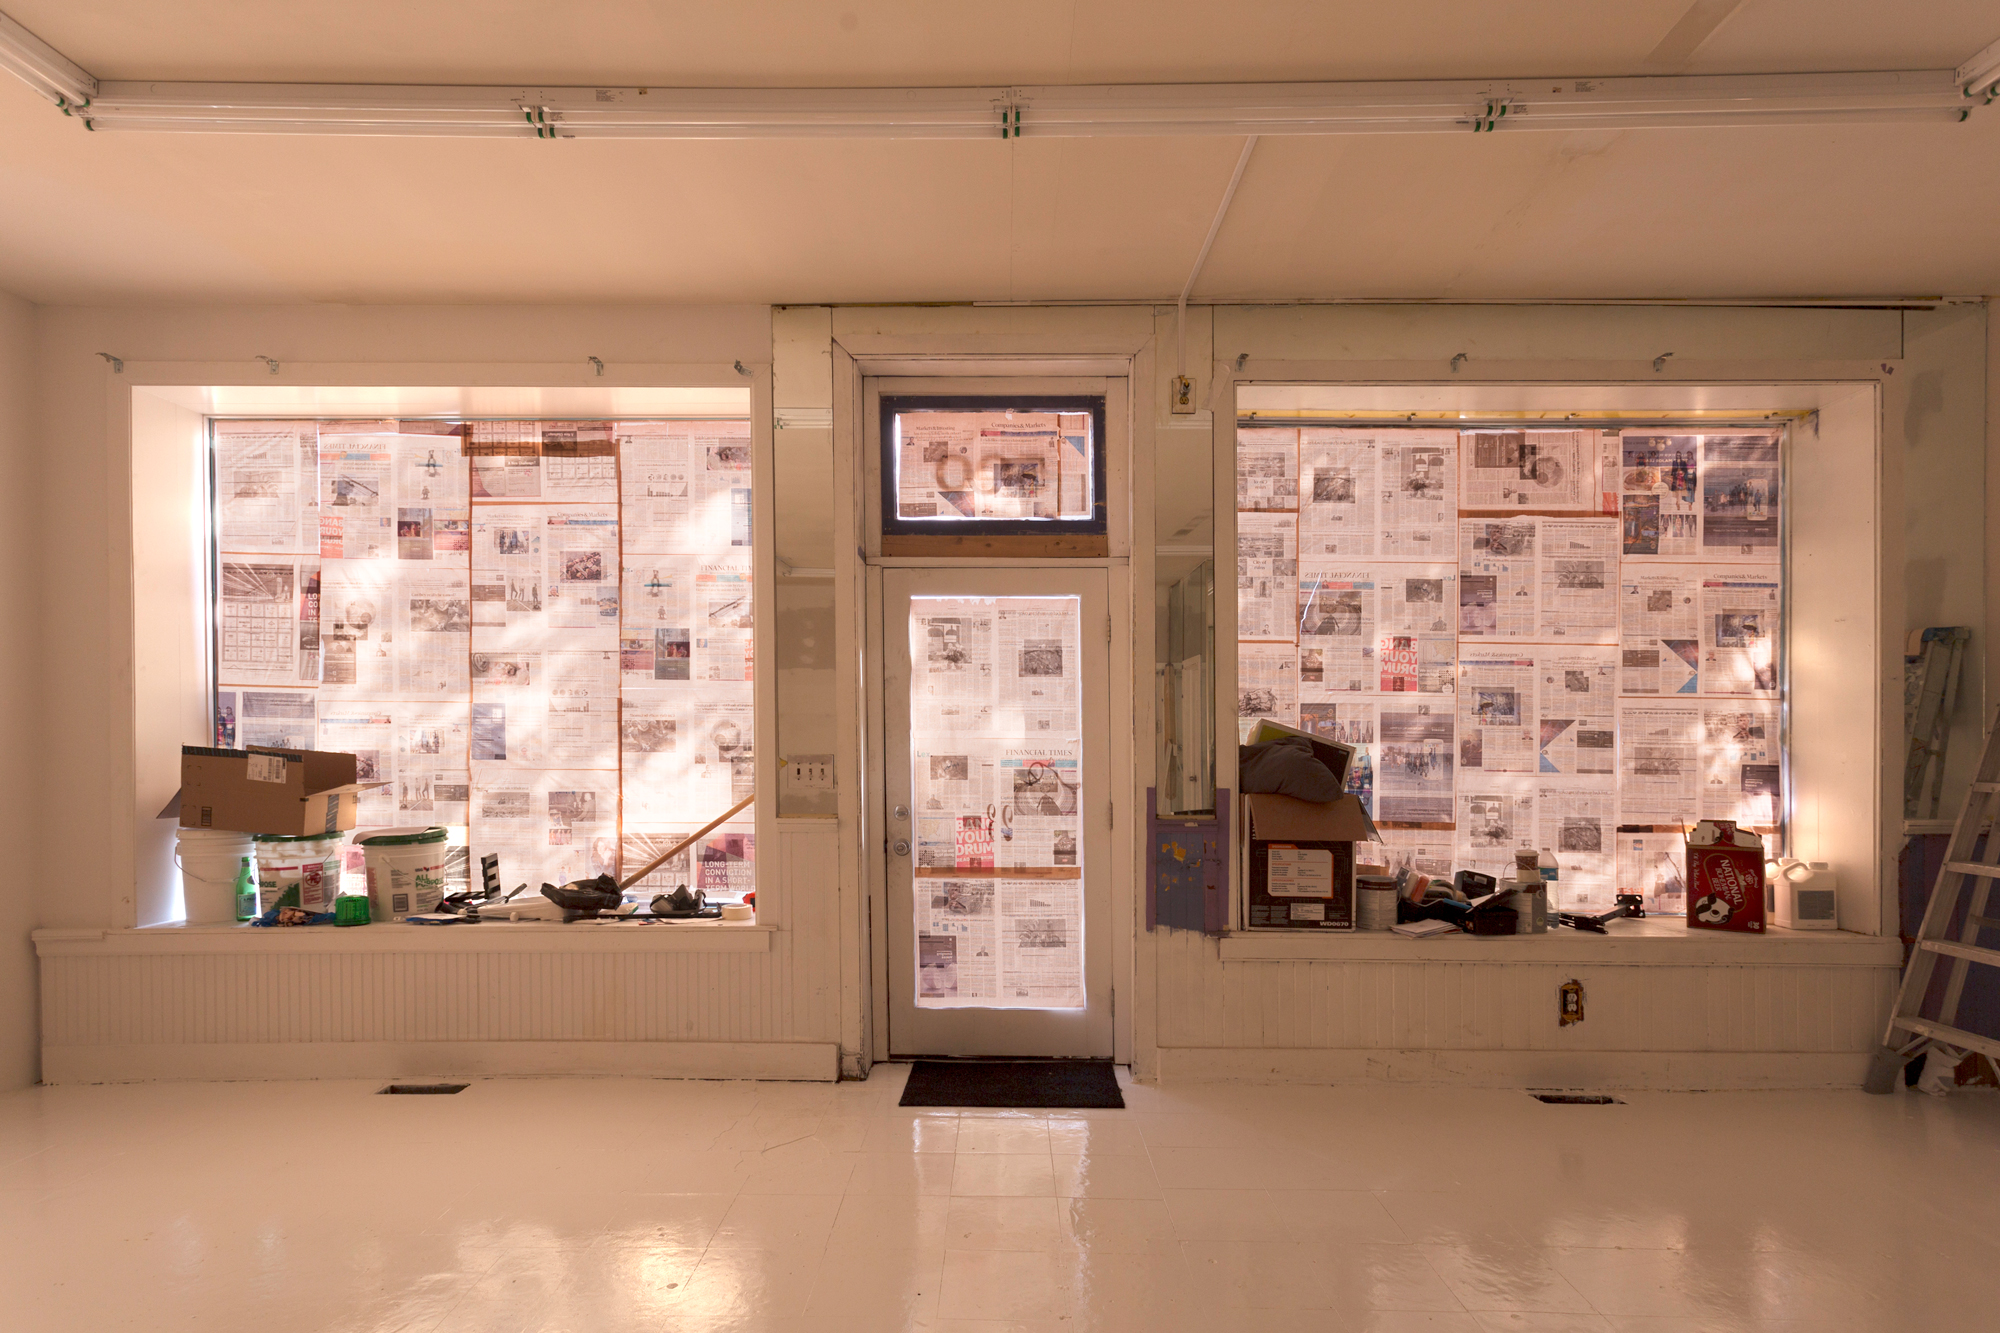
[892,839,911,857]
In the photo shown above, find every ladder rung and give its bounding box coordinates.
[1974,782,2000,792]
[1972,916,2000,930]
[1940,860,2000,879]
[1888,1017,2000,1065]
[1917,938,2000,967]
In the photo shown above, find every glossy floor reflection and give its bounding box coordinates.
[1,1065,1996,1331]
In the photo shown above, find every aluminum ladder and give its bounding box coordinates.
[1904,626,1970,820]
[1867,703,2000,1092]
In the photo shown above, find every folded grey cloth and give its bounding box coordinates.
[1238,735,1344,802]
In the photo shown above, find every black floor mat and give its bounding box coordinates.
[899,1059,1125,1109]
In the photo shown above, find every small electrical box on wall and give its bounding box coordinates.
[1171,376,1196,414]
[784,755,834,792]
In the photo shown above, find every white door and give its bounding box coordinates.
[884,567,1113,1057]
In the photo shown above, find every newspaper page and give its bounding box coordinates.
[1378,428,1458,558]
[468,421,543,500]
[1297,428,1377,557]
[316,705,398,828]
[1455,777,1536,880]
[1458,655,1538,774]
[1617,701,1701,826]
[914,749,1000,869]
[1700,571,1781,696]
[997,879,1084,1006]
[1373,828,1455,882]
[1299,701,1376,815]
[1056,413,1092,518]
[1236,642,1298,738]
[916,880,999,1003]
[1296,564,1373,693]
[1237,511,1298,641]
[544,509,621,633]
[1236,427,1299,512]
[215,421,319,553]
[619,825,753,906]
[1619,569,1700,695]
[620,688,755,822]
[1537,519,1619,642]
[1617,830,1688,918]
[470,507,619,639]
[318,438,397,560]
[1376,700,1455,826]
[1374,565,1457,694]
[1535,648,1618,779]
[621,556,698,684]
[217,557,321,686]
[1460,429,1597,512]
[1619,433,1700,558]
[538,422,619,504]
[391,703,471,830]
[998,748,1083,871]
[617,420,753,552]
[469,767,620,893]
[395,566,473,697]
[1536,784,1615,909]
[895,411,1063,521]
[214,688,317,751]
[695,567,755,683]
[1701,433,1782,560]
[319,560,397,696]
[1598,431,1621,516]
[994,599,1082,738]
[1702,704,1782,830]
[1458,518,1538,638]
[910,599,998,735]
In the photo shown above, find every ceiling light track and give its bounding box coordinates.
[1,11,1994,139]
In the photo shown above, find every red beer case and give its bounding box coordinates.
[1685,819,1765,933]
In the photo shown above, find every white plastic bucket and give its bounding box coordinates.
[360,827,451,922]
[254,834,343,914]
[176,827,253,925]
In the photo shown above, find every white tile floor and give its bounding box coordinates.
[2,1065,1996,1331]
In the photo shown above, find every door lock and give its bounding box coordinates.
[893,804,909,821]
[892,839,911,857]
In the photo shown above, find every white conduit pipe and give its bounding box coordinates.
[1177,134,1259,387]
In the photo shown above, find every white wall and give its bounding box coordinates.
[0,289,36,1088]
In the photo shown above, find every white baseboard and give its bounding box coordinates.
[1156,1046,1875,1090]
[41,1039,841,1085]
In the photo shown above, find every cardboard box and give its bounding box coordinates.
[1686,819,1765,933]
[1242,792,1378,930]
[177,745,386,836]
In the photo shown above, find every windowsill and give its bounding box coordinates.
[1216,918,1899,966]
[33,920,776,957]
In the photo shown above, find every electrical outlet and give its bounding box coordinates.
[784,755,834,791]
[1170,375,1195,414]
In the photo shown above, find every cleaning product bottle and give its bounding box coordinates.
[234,855,258,922]
[1538,846,1561,922]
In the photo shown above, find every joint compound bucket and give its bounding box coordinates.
[254,833,343,915]
[176,827,253,924]
[360,827,450,922]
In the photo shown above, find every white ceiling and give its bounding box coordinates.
[2,1,1997,305]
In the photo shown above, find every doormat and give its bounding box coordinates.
[899,1059,1124,1109]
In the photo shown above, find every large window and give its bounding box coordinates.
[209,416,755,904]
[1237,422,1783,916]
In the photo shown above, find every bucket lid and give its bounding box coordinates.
[357,826,449,846]
[177,827,252,839]
[254,832,344,844]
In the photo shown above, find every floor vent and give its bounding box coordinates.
[378,1083,469,1095]
[1532,1093,1623,1105]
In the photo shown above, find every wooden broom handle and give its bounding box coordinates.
[616,795,755,891]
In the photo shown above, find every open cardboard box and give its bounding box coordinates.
[175,745,389,836]
[1241,792,1379,930]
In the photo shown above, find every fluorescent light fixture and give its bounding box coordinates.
[0,9,94,110]
[1,4,1993,140]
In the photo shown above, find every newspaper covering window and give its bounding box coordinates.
[1298,428,1377,556]
[1296,565,1373,693]
[891,410,1090,522]
[1300,701,1377,814]
[1456,778,1536,880]
[908,595,1083,1009]
[1238,419,1787,914]
[1237,511,1298,641]
[1701,705,1782,831]
[1537,519,1619,641]
[1535,649,1618,778]
[1458,656,1538,774]
[210,415,756,908]
[1618,830,1688,917]
[1374,565,1457,693]
[1619,570,1700,695]
[1458,519,1539,638]
[1619,434,1700,558]
[1460,430,1598,512]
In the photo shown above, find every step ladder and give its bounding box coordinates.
[1904,626,1970,820]
[1867,703,2000,1093]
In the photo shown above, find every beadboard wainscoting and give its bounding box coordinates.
[35,822,843,1085]
[1149,923,1902,1089]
